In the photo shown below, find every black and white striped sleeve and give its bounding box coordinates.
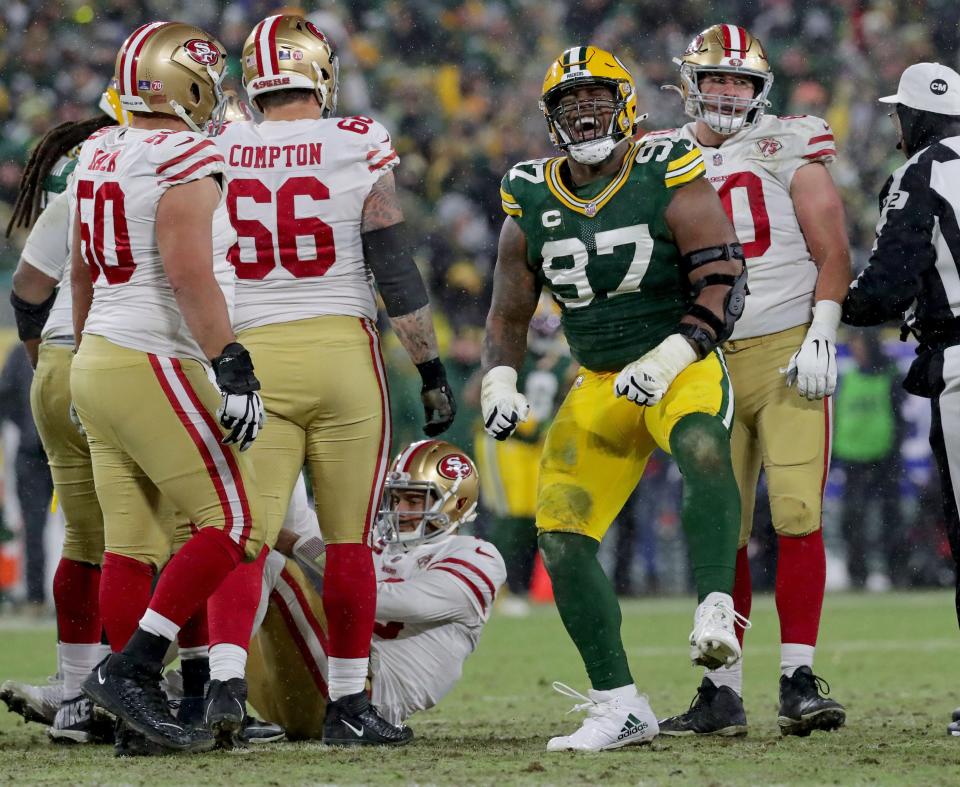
[843,157,940,326]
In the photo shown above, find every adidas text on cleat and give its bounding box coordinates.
[778,666,846,737]
[48,695,115,744]
[322,691,413,746]
[546,682,659,752]
[690,592,750,670]
[82,655,214,753]
[203,678,248,749]
[1,678,62,726]
[658,677,747,737]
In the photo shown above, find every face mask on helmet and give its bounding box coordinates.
[375,441,479,551]
[676,64,772,135]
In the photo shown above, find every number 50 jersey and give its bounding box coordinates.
[214,116,398,331]
[500,138,705,373]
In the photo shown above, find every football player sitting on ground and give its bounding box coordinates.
[242,440,505,740]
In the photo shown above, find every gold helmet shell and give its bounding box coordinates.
[113,22,227,134]
[242,14,339,117]
[378,440,479,550]
[539,46,642,165]
[672,24,773,135]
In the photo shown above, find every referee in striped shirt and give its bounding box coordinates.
[841,61,960,736]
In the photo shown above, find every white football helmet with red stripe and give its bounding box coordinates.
[242,14,339,117]
[378,440,479,550]
[113,22,227,134]
[670,23,773,135]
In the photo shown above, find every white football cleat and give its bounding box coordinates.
[1,678,63,726]
[546,682,659,752]
[689,592,750,669]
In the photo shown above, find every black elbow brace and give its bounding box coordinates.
[362,224,430,317]
[10,289,56,342]
[677,243,748,358]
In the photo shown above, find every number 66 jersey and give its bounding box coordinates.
[213,116,398,331]
[646,114,837,340]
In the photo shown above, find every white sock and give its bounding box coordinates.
[60,643,111,700]
[56,642,63,681]
[780,643,814,678]
[590,683,638,701]
[209,643,247,682]
[706,660,743,696]
[327,656,369,701]
[139,609,180,642]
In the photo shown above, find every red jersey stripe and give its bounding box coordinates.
[433,557,496,598]
[157,140,216,174]
[429,565,487,612]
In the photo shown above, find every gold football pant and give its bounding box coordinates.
[247,561,329,740]
[71,336,264,566]
[239,316,391,546]
[723,324,830,547]
[30,344,104,565]
[475,431,541,518]
[537,351,733,541]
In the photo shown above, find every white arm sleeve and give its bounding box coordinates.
[376,571,481,625]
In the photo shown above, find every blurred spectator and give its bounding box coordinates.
[833,329,906,588]
[0,343,52,608]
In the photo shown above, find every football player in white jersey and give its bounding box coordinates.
[243,440,505,739]
[207,14,455,746]
[655,24,851,738]
[69,22,267,754]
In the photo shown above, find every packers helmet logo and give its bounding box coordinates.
[437,454,473,480]
[183,39,220,66]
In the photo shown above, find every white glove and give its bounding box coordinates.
[217,391,265,452]
[784,300,841,400]
[614,334,698,407]
[68,402,86,437]
[481,366,530,441]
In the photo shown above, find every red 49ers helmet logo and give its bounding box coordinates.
[305,21,328,43]
[684,33,705,55]
[437,454,472,480]
[184,39,220,66]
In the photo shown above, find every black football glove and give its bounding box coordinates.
[211,342,265,452]
[417,358,456,437]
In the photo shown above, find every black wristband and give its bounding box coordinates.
[10,289,56,342]
[211,342,260,394]
[416,357,447,390]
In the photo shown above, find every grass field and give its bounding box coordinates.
[2,591,960,786]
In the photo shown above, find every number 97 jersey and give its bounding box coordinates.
[214,116,399,331]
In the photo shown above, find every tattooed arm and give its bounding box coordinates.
[361,171,454,435]
[482,217,539,372]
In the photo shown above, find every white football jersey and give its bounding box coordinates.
[371,536,506,725]
[70,126,235,361]
[213,116,399,332]
[646,114,836,339]
[21,190,72,346]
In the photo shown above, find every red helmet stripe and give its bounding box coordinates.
[122,22,170,96]
[266,14,282,74]
[251,18,266,77]
[256,14,282,76]
[736,26,749,51]
[720,24,732,56]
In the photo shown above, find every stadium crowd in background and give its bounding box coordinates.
[1,0,959,605]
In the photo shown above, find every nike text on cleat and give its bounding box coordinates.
[777,667,846,737]
[322,691,413,746]
[203,678,248,750]
[1,678,62,726]
[82,655,214,753]
[658,677,748,737]
[689,592,750,670]
[48,695,115,744]
[545,682,659,752]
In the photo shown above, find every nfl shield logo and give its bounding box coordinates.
[137,80,151,91]
[757,138,783,158]
[278,50,291,60]
[585,203,597,217]
[713,153,723,166]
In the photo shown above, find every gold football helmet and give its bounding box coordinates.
[113,22,227,134]
[669,23,773,135]
[377,440,479,550]
[540,46,643,165]
[241,14,339,117]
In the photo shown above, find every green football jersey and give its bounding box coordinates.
[500,138,706,372]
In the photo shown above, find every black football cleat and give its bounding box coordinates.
[203,678,248,749]
[947,707,960,736]
[176,696,205,728]
[48,695,115,744]
[778,666,846,737]
[322,691,413,746]
[113,719,169,757]
[82,655,214,753]
[240,714,285,744]
[658,677,748,737]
